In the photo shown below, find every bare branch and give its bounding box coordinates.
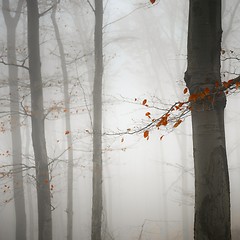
[0,57,29,70]
[39,0,60,17]
[87,0,95,13]
[103,5,145,29]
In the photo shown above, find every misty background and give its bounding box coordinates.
[0,0,240,240]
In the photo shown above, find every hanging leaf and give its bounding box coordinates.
[183,87,188,94]
[65,130,70,135]
[142,99,147,105]
[188,93,198,102]
[236,81,240,89]
[121,138,124,143]
[150,0,156,3]
[144,130,149,138]
[145,112,151,118]
[204,87,210,95]
[173,119,182,128]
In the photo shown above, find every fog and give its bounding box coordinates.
[0,1,240,240]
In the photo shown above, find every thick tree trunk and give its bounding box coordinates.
[91,1,103,240]
[184,0,231,239]
[51,3,74,240]
[2,1,27,240]
[26,1,52,240]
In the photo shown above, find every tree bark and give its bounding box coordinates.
[51,2,74,240]
[2,1,27,240]
[26,1,52,240]
[184,0,231,239]
[91,1,103,240]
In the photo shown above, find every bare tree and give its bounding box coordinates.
[26,1,52,239]
[2,1,27,240]
[51,1,74,240]
[91,0,103,239]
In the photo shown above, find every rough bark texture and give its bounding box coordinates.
[51,3,74,240]
[184,0,231,239]
[91,1,103,240]
[2,1,27,240]
[26,1,52,240]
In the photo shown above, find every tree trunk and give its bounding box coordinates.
[2,1,27,240]
[26,1,52,240]
[51,2,74,240]
[184,0,231,239]
[91,1,103,240]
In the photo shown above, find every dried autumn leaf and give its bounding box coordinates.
[160,135,164,141]
[183,87,188,94]
[204,87,210,95]
[121,138,124,143]
[150,0,156,3]
[173,119,182,128]
[144,130,149,138]
[142,99,147,105]
[223,81,229,89]
[228,79,234,85]
[65,130,70,135]
[188,93,198,102]
[236,82,240,89]
[145,112,151,118]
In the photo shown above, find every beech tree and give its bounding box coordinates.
[26,1,52,239]
[184,0,231,239]
[147,0,233,239]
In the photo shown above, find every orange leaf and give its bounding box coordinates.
[223,81,229,89]
[204,87,210,95]
[142,99,147,105]
[236,82,240,89]
[145,112,151,118]
[228,79,234,85]
[150,0,156,3]
[160,135,164,141]
[183,88,188,94]
[173,119,182,128]
[188,93,198,102]
[65,130,70,135]
[144,130,149,138]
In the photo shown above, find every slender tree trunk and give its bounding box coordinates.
[25,120,35,240]
[26,1,52,240]
[2,1,27,240]
[184,1,231,239]
[91,1,103,239]
[51,2,74,240]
